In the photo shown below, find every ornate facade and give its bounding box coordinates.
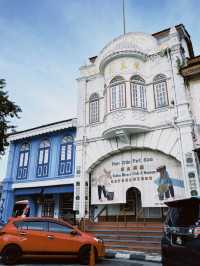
[74,24,200,220]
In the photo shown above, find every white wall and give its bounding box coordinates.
[75,27,200,218]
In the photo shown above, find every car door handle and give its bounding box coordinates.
[48,235,54,240]
[20,232,27,236]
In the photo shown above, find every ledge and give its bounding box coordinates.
[99,50,147,73]
[103,125,151,139]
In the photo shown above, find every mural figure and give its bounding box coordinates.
[96,169,114,202]
[13,200,30,217]
[21,204,30,217]
[157,165,175,200]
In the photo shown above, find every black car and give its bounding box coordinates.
[162,197,200,266]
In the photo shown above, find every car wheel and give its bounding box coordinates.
[79,245,95,265]
[1,245,22,265]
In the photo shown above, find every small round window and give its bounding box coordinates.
[188,172,195,179]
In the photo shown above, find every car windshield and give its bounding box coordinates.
[166,204,200,227]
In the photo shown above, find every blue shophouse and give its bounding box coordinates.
[0,119,77,223]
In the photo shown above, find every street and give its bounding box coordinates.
[0,257,161,266]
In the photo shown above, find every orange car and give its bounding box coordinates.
[0,217,105,265]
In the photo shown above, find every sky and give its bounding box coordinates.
[0,0,200,178]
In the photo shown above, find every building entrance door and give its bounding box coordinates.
[121,187,141,220]
[59,193,75,224]
[42,195,54,217]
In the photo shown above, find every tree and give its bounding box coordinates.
[0,79,22,155]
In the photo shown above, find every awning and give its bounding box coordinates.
[14,185,74,196]
[14,187,42,196]
[43,185,74,194]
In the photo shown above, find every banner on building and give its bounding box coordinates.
[91,149,185,207]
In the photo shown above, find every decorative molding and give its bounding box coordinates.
[99,51,148,73]
[8,119,77,142]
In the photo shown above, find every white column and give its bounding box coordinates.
[178,124,200,197]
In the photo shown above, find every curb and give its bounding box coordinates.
[105,249,162,263]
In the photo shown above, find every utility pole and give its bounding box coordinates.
[123,0,126,35]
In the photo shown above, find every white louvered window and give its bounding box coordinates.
[110,76,126,110]
[61,145,66,161]
[130,76,146,109]
[59,136,74,176]
[37,140,50,177]
[153,74,168,108]
[89,93,99,124]
[17,143,30,179]
[67,144,72,160]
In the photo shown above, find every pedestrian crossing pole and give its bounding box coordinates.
[89,245,95,266]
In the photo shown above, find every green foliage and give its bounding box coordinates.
[0,79,22,155]
[176,57,185,73]
[159,48,171,57]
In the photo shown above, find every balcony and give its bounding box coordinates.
[102,108,151,139]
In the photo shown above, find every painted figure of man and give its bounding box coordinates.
[96,169,112,202]
[157,165,175,200]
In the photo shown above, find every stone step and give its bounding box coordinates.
[86,222,163,228]
[104,239,160,246]
[105,243,161,252]
[92,230,162,236]
[95,233,162,241]
[94,221,162,225]
[86,221,162,253]
[92,221,162,225]
[87,222,163,227]
[86,226,163,232]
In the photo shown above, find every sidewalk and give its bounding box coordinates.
[105,249,162,263]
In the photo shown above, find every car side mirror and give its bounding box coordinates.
[70,230,78,236]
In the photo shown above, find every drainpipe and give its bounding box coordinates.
[80,79,88,219]
[167,48,189,196]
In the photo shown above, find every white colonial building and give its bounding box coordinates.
[74,24,200,221]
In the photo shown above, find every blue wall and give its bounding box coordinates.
[0,128,76,222]
[11,128,75,182]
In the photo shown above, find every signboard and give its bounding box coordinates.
[91,149,185,207]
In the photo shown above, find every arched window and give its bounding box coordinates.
[153,74,169,108]
[89,93,99,124]
[17,143,30,179]
[59,136,74,176]
[110,76,126,110]
[130,75,146,109]
[37,139,50,177]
